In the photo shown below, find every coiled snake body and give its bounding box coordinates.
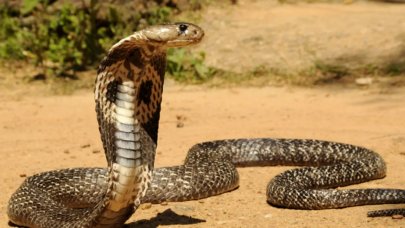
[7,23,405,227]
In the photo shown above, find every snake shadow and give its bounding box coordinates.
[125,209,206,228]
[7,209,205,228]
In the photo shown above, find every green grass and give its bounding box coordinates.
[1,1,404,92]
[200,58,405,88]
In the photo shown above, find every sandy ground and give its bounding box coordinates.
[198,1,405,73]
[1,1,405,228]
[1,85,405,227]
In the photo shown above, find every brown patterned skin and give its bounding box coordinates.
[7,22,405,228]
[142,139,404,217]
[7,22,204,228]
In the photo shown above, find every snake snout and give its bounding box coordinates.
[142,23,204,47]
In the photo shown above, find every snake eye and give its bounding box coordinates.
[179,24,188,33]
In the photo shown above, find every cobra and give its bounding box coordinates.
[7,22,405,228]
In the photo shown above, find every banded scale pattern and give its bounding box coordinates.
[8,23,204,227]
[7,22,405,228]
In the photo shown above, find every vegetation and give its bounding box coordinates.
[167,49,217,83]
[1,0,403,91]
[0,0,216,82]
[205,58,405,88]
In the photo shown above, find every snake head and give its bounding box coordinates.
[142,22,204,47]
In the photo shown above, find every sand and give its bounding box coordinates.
[1,0,405,227]
[1,85,404,227]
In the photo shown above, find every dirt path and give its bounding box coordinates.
[198,0,405,73]
[1,85,405,227]
[2,1,405,227]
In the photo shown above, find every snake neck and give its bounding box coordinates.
[94,31,166,222]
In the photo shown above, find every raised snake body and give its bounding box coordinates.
[7,23,405,228]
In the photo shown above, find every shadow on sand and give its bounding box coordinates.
[125,209,206,228]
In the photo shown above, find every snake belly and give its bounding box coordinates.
[7,23,405,228]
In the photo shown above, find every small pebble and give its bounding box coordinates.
[92,149,101,154]
[81,144,90,148]
[160,202,168,206]
[140,203,152,210]
[176,115,186,128]
[198,200,204,203]
[392,214,404,219]
[264,213,272,218]
[63,150,70,154]
[19,174,27,178]
[355,77,373,86]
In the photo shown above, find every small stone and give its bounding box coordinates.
[355,77,373,86]
[31,73,46,81]
[92,149,101,154]
[81,144,90,148]
[198,200,204,203]
[19,174,27,178]
[63,150,70,154]
[264,213,272,218]
[392,214,404,219]
[160,202,168,206]
[176,115,186,128]
[140,203,152,210]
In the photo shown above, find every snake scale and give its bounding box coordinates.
[7,23,405,228]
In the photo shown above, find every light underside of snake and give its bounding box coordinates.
[7,23,405,228]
